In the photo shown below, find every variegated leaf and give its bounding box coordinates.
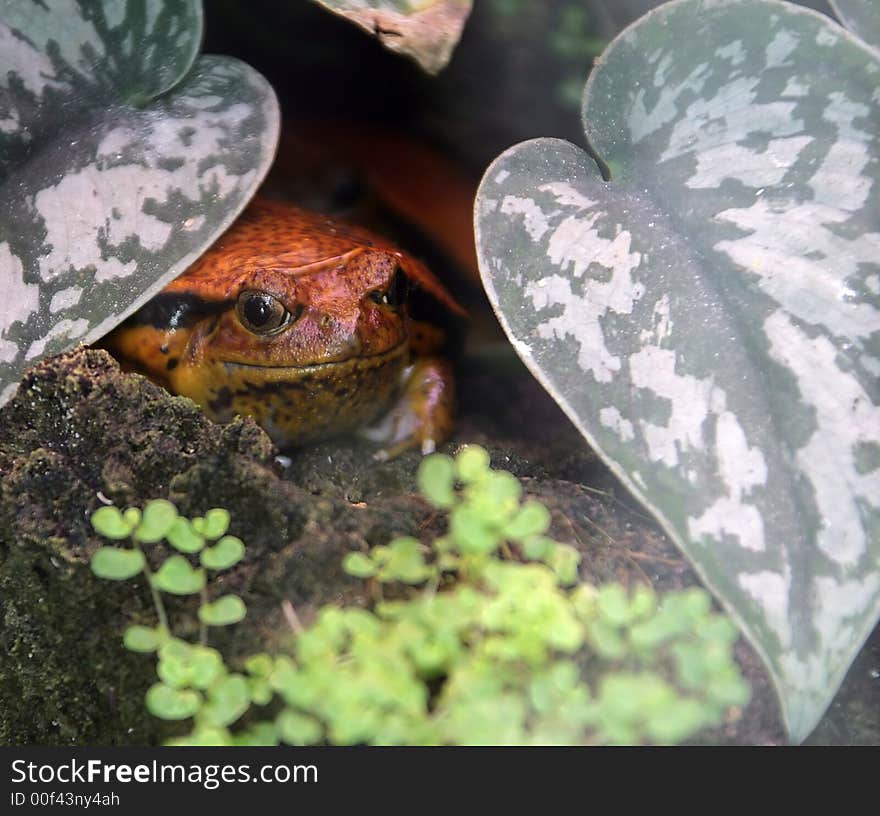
[474,0,880,742]
[0,0,280,406]
[310,0,472,74]
[830,0,880,52]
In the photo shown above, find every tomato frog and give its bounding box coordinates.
[103,198,465,459]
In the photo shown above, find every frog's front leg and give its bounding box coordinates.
[362,356,454,461]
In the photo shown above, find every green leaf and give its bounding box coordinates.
[90,506,135,540]
[343,552,378,578]
[417,454,456,508]
[152,555,205,595]
[276,709,323,746]
[199,595,247,626]
[455,445,490,483]
[166,517,205,554]
[0,0,280,409]
[244,653,274,678]
[199,535,245,570]
[145,683,201,721]
[135,499,178,543]
[474,0,880,743]
[202,508,231,540]
[450,505,498,555]
[378,537,432,584]
[248,677,273,706]
[309,0,472,75]
[168,726,231,747]
[200,674,250,728]
[190,646,226,690]
[90,547,145,581]
[503,501,551,541]
[123,625,166,653]
[234,721,278,746]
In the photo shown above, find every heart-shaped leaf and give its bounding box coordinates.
[201,508,231,540]
[152,554,205,595]
[166,517,205,554]
[199,535,244,570]
[830,0,880,51]
[198,594,247,626]
[0,0,280,406]
[90,546,145,580]
[123,624,167,653]
[90,505,136,540]
[309,0,472,75]
[474,0,879,742]
[135,499,178,543]
[199,674,250,727]
[145,682,201,720]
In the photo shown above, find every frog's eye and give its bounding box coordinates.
[236,291,299,334]
[369,266,408,311]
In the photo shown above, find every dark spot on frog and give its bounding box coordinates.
[208,386,233,413]
[166,358,179,371]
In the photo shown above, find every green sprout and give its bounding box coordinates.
[89,500,249,732]
[90,448,749,746]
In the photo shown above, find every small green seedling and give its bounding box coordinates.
[90,500,251,732]
[91,448,749,746]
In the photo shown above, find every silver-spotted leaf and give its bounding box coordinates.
[0,0,280,406]
[474,0,880,742]
[830,0,880,51]
[309,0,472,74]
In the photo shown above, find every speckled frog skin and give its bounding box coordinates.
[104,198,463,458]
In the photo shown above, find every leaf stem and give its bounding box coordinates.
[135,542,169,633]
[199,586,208,646]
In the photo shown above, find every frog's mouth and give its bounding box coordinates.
[218,341,408,375]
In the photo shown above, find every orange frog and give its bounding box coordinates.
[104,198,465,459]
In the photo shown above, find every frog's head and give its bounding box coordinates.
[106,198,462,445]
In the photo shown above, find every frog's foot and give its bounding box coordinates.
[362,357,454,461]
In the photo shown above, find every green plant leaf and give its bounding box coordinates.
[152,555,205,595]
[200,535,245,570]
[199,594,247,626]
[503,501,551,541]
[189,646,226,689]
[474,0,880,743]
[455,445,490,483]
[201,508,231,540]
[0,0,280,408]
[343,551,378,578]
[200,674,250,727]
[90,506,135,540]
[417,454,456,508]
[166,517,205,554]
[276,709,323,746]
[309,0,472,75]
[135,499,178,543]
[90,547,145,580]
[378,537,433,584]
[123,625,166,653]
[145,683,201,721]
